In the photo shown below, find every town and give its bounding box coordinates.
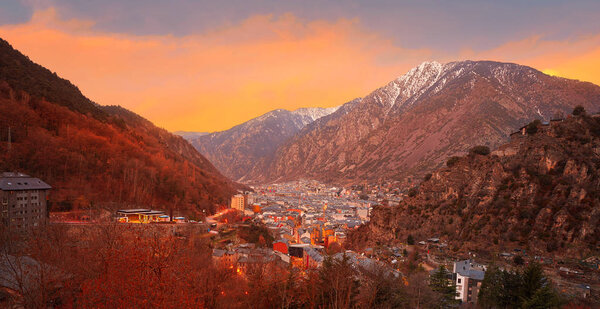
[2,170,598,307]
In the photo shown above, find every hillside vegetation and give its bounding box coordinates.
[0,38,240,215]
[349,110,600,258]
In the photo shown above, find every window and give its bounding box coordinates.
[458,278,461,284]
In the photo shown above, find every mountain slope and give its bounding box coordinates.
[0,38,240,215]
[254,60,600,184]
[189,106,339,181]
[174,131,208,140]
[347,113,600,257]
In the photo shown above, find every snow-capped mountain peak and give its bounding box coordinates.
[292,106,340,121]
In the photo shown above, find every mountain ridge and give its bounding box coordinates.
[188,106,340,181]
[247,60,600,184]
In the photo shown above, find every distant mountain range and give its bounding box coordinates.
[185,107,339,181]
[0,38,242,215]
[191,60,600,185]
[173,131,209,140]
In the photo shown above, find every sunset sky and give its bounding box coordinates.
[1,0,599,132]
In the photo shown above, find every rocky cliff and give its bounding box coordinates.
[348,113,600,257]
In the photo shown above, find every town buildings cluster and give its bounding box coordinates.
[219,180,495,305]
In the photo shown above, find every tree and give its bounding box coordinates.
[478,263,562,309]
[429,265,458,308]
[357,264,407,309]
[572,105,586,116]
[469,145,490,156]
[478,265,521,308]
[317,254,360,309]
[513,255,524,265]
[446,156,461,167]
[408,187,418,197]
[407,234,415,245]
[407,272,439,309]
[526,120,541,135]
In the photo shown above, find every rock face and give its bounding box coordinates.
[348,114,600,257]
[250,60,600,184]
[188,107,339,181]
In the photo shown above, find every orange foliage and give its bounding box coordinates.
[0,83,237,216]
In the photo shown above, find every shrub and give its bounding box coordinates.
[526,119,541,135]
[446,156,461,167]
[572,105,586,116]
[408,187,418,197]
[513,255,525,265]
[469,145,491,156]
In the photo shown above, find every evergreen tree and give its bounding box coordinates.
[429,265,458,308]
[478,263,562,309]
[407,234,415,245]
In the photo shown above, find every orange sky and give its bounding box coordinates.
[1,8,599,132]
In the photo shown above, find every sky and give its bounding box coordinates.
[1,0,599,132]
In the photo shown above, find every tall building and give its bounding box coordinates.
[453,259,486,304]
[0,172,51,230]
[230,194,247,211]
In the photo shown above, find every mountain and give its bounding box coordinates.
[0,38,241,215]
[189,106,339,181]
[250,60,600,184]
[174,131,209,140]
[347,113,600,258]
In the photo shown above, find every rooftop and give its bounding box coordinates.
[0,172,52,191]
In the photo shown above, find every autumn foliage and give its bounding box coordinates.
[0,38,242,216]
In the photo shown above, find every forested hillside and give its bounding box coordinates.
[0,38,241,215]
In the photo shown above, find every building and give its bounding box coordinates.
[453,259,486,304]
[0,172,51,230]
[230,194,247,211]
[273,239,289,254]
[116,209,167,223]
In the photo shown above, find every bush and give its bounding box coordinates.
[469,145,490,156]
[446,156,461,167]
[526,119,541,135]
[407,187,418,197]
[572,105,586,116]
[407,234,415,245]
[513,255,525,265]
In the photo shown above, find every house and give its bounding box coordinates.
[116,209,166,223]
[453,259,486,304]
[0,172,51,230]
[273,239,289,254]
[304,247,324,269]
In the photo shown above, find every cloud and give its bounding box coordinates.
[0,8,431,131]
[0,7,599,132]
[462,34,600,86]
